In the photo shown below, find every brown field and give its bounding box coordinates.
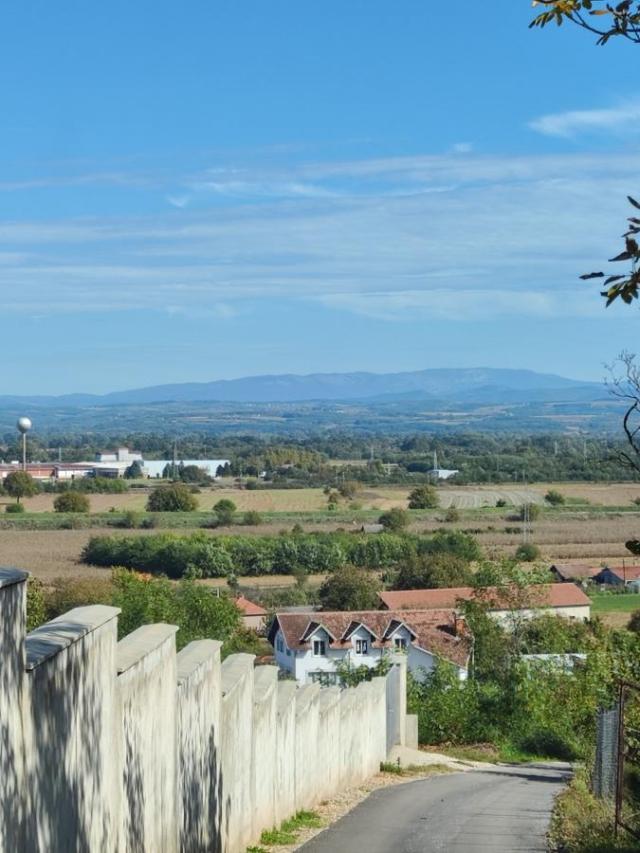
[13,481,640,515]
[3,482,640,583]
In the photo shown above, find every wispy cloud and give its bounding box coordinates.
[0,150,635,322]
[529,101,640,138]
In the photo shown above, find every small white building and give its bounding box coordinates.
[268,609,471,686]
[142,459,230,479]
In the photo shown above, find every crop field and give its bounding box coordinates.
[2,482,640,583]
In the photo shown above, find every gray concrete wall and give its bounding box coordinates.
[0,572,410,853]
[221,653,255,853]
[177,639,222,853]
[117,624,179,853]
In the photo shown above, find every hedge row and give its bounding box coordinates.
[81,530,481,579]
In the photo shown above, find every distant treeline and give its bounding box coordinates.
[81,530,482,578]
[2,431,636,485]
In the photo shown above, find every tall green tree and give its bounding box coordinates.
[318,565,381,611]
[4,471,39,504]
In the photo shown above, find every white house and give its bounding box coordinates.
[268,609,471,686]
[379,583,592,624]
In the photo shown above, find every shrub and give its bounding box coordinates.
[545,490,565,506]
[515,543,541,562]
[54,491,90,513]
[496,499,507,508]
[628,609,640,633]
[213,498,237,526]
[408,485,439,509]
[444,507,460,523]
[318,564,381,611]
[147,483,198,512]
[243,510,263,526]
[5,503,25,514]
[379,508,410,531]
[519,503,541,521]
[393,552,473,590]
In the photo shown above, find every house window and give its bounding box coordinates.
[313,640,326,656]
[277,638,284,653]
[355,639,368,655]
[394,637,407,650]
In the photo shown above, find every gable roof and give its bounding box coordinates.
[550,564,602,581]
[235,595,267,617]
[379,583,591,611]
[599,565,640,582]
[269,608,471,668]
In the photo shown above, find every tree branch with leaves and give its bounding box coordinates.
[530,1,640,45]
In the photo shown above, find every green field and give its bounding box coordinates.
[590,593,640,614]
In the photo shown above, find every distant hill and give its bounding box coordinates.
[0,367,605,407]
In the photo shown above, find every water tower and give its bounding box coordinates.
[16,417,32,471]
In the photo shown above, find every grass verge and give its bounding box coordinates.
[259,811,323,847]
[380,761,453,777]
[548,767,638,852]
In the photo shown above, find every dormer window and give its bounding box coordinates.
[394,637,407,650]
[355,639,368,655]
[313,640,326,656]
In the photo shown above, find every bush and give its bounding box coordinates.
[628,609,640,633]
[514,542,541,562]
[54,491,90,513]
[147,483,198,512]
[496,499,507,508]
[393,552,473,590]
[379,508,410,531]
[5,503,25,514]
[318,564,381,611]
[213,498,237,526]
[242,510,263,526]
[444,507,460,523]
[408,485,439,509]
[519,503,541,521]
[545,490,565,506]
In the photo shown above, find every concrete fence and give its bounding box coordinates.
[0,569,408,853]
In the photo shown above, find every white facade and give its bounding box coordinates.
[142,459,230,478]
[489,604,591,626]
[273,624,466,685]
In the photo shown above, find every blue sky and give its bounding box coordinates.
[1,0,639,394]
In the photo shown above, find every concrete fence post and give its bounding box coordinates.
[221,653,256,853]
[0,568,28,852]
[294,684,321,811]
[176,639,222,853]
[252,666,278,839]
[385,655,407,754]
[25,604,121,851]
[274,681,297,825]
[117,623,179,853]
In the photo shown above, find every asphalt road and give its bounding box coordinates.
[300,763,572,853]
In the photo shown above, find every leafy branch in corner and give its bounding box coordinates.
[580,196,640,306]
[530,1,640,45]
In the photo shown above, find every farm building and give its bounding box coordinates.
[142,459,230,478]
[379,584,591,623]
[593,565,640,587]
[269,608,471,685]
[549,564,603,584]
[235,595,268,631]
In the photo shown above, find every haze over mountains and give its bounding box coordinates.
[0,368,605,407]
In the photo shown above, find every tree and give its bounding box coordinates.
[545,490,565,506]
[4,471,39,504]
[124,460,144,479]
[180,465,210,484]
[393,552,473,590]
[318,565,381,611]
[147,483,198,512]
[54,491,90,513]
[530,3,640,307]
[530,2,640,46]
[213,498,236,526]
[378,507,410,531]
[408,485,439,509]
[338,480,360,500]
[515,543,541,562]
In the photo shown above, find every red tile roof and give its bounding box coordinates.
[235,596,267,617]
[270,609,471,668]
[379,584,591,611]
[604,566,640,582]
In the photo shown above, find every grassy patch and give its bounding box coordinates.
[380,761,452,776]
[590,593,640,614]
[259,811,323,847]
[549,767,638,852]
[422,742,555,765]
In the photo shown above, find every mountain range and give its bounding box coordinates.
[0,368,606,407]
